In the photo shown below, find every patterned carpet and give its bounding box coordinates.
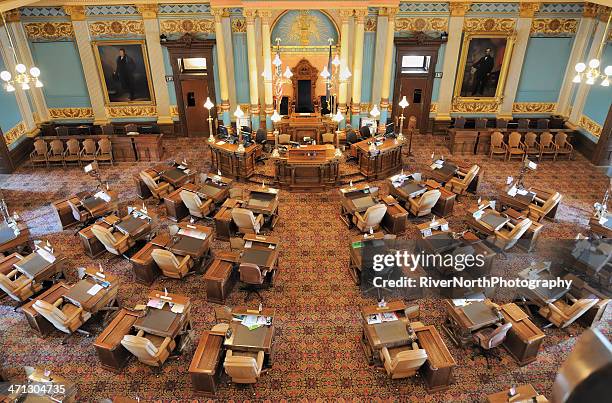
[0,134,610,402]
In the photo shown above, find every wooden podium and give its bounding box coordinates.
[208,141,259,180]
[273,145,340,191]
[351,137,403,180]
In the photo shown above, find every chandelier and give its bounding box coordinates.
[573,12,611,86]
[263,38,292,120]
[320,38,351,118]
[0,12,43,92]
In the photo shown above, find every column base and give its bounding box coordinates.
[157,116,174,125]
[497,113,513,120]
[93,118,110,126]
[435,113,452,121]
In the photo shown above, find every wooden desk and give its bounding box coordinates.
[13,249,66,284]
[500,303,545,366]
[168,223,214,271]
[387,176,456,218]
[589,214,612,238]
[189,331,225,395]
[52,191,116,230]
[134,291,192,343]
[157,163,196,188]
[0,219,29,253]
[381,195,408,234]
[22,281,71,337]
[78,220,112,258]
[339,183,379,227]
[224,306,276,366]
[245,187,280,229]
[280,113,329,143]
[195,175,233,204]
[273,145,340,191]
[498,186,560,221]
[448,129,478,155]
[129,239,163,285]
[209,141,258,180]
[415,324,456,392]
[94,309,141,372]
[63,267,120,316]
[351,137,403,180]
[348,232,387,284]
[163,187,190,222]
[213,198,240,241]
[428,161,480,194]
[443,299,503,346]
[240,234,279,284]
[203,252,240,304]
[111,213,153,241]
[486,384,541,403]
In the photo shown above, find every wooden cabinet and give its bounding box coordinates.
[94,309,140,372]
[203,258,237,304]
[500,303,545,366]
[415,325,456,392]
[189,331,225,395]
[164,187,189,222]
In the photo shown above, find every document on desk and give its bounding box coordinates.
[268,244,275,249]
[441,223,449,231]
[87,284,103,296]
[177,165,186,170]
[170,303,185,314]
[244,241,253,248]
[507,185,518,197]
[94,191,112,202]
[216,141,226,145]
[367,314,382,325]
[473,210,484,219]
[147,299,165,309]
[381,312,398,322]
[241,314,265,330]
[178,228,207,240]
[36,248,56,263]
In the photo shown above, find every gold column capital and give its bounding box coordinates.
[354,9,368,24]
[4,10,21,23]
[64,6,86,21]
[259,10,272,24]
[137,4,158,19]
[243,8,257,23]
[339,9,353,23]
[449,2,471,17]
[519,2,540,18]
[387,7,398,19]
[211,7,225,20]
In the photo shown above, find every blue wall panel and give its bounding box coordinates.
[361,32,376,103]
[431,43,445,102]
[161,46,177,105]
[515,37,574,102]
[583,46,612,125]
[0,56,23,134]
[232,33,250,104]
[30,41,90,108]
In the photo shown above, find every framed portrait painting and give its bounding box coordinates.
[454,34,514,100]
[93,40,155,105]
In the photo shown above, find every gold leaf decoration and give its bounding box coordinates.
[170,105,179,118]
[88,20,145,37]
[580,115,602,137]
[231,18,246,33]
[4,121,26,146]
[24,22,74,40]
[463,18,516,33]
[512,103,556,114]
[395,17,448,32]
[364,16,377,32]
[430,103,438,113]
[451,99,499,113]
[530,19,578,35]
[48,108,94,120]
[160,19,215,35]
[106,105,157,118]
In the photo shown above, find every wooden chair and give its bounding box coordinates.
[507,131,526,161]
[63,138,81,166]
[538,132,557,160]
[517,118,530,130]
[523,132,540,160]
[80,138,97,164]
[554,132,573,160]
[489,131,507,160]
[47,139,65,167]
[321,132,335,145]
[30,139,49,167]
[380,343,428,379]
[96,137,113,165]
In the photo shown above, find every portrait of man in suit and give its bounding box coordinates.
[115,48,135,101]
[459,37,508,98]
[471,48,494,96]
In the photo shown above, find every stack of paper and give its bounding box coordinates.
[147,299,165,309]
[381,312,398,322]
[170,303,185,314]
[87,284,103,296]
[36,248,56,263]
[367,314,382,325]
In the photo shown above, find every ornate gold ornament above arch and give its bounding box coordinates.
[270,10,339,52]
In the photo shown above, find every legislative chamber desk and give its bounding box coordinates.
[499,303,545,366]
[350,137,403,180]
[189,330,225,395]
[273,145,340,191]
[414,324,456,392]
[94,308,142,372]
[0,218,29,253]
[278,113,330,143]
[209,140,259,180]
[387,174,456,217]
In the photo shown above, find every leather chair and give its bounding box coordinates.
[33,298,91,344]
[231,208,264,234]
[523,132,540,160]
[63,138,81,166]
[121,330,175,367]
[0,269,42,302]
[489,131,507,160]
[527,192,562,222]
[360,125,372,139]
[489,218,532,252]
[321,132,335,145]
[179,190,213,219]
[346,130,361,146]
[507,131,526,161]
[212,305,233,334]
[445,165,480,195]
[151,248,193,279]
[239,262,269,302]
[408,189,441,217]
[224,350,265,384]
[47,139,65,167]
[80,138,97,164]
[255,128,268,153]
[352,203,387,232]
[96,137,114,165]
[277,134,291,146]
[91,224,134,256]
[139,171,173,201]
[538,132,557,160]
[538,294,598,328]
[554,132,573,160]
[472,322,513,368]
[380,342,428,379]
[30,139,49,167]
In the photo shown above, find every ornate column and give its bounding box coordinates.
[212,7,231,126]
[260,10,273,132]
[350,8,367,128]
[64,6,107,124]
[371,9,388,110]
[5,10,48,123]
[379,7,397,131]
[569,11,609,125]
[244,9,260,129]
[556,4,597,117]
[499,2,540,118]
[337,9,352,129]
[138,5,172,125]
[436,2,470,121]
[0,21,35,133]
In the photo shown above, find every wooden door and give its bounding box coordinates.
[181,79,211,137]
[396,76,429,130]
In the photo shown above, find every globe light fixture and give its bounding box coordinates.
[573,13,611,87]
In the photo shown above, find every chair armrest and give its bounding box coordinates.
[380,347,391,364]
[64,305,85,324]
[544,302,568,320]
[12,278,33,294]
[256,351,265,373]
[158,337,172,354]
[255,214,264,225]
[354,211,364,223]
[179,255,192,269]
[53,297,64,308]
[7,269,19,279]
[408,198,420,209]
[114,232,131,246]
